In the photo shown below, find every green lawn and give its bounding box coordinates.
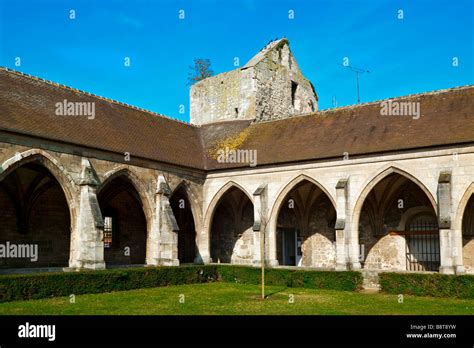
[0,282,473,315]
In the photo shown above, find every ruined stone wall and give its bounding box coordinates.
[190,41,317,125]
[253,43,317,122]
[190,69,253,125]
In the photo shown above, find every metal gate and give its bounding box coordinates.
[405,216,440,271]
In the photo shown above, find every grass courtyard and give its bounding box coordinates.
[0,282,473,315]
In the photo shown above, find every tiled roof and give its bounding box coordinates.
[0,68,204,169]
[1,67,473,171]
[201,85,474,170]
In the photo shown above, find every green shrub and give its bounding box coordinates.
[0,265,363,303]
[216,265,362,291]
[0,265,219,303]
[379,272,474,299]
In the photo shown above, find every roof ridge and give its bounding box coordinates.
[253,84,474,125]
[0,66,200,128]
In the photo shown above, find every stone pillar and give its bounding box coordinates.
[69,158,105,270]
[345,178,361,270]
[335,179,348,270]
[437,171,456,274]
[252,184,267,267]
[146,175,180,266]
[267,218,279,267]
[452,227,465,274]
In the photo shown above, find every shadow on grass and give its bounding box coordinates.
[264,287,289,299]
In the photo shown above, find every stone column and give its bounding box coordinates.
[335,179,348,270]
[452,227,465,274]
[252,184,267,267]
[267,219,279,267]
[146,175,180,266]
[437,171,455,274]
[346,179,361,270]
[69,158,105,270]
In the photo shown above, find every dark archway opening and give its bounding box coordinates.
[210,187,254,264]
[276,180,336,267]
[462,194,474,272]
[98,176,147,266]
[359,173,439,271]
[0,162,70,268]
[170,186,197,264]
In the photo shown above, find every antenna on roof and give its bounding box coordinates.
[340,64,370,104]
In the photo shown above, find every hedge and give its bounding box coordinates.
[216,265,363,291]
[379,272,474,299]
[0,265,363,303]
[0,265,219,303]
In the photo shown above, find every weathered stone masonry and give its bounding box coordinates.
[1,38,473,275]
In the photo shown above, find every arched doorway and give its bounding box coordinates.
[462,194,474,273]
[275,179,336,267]
[170,185,197,264]
[97,175,147,266]
[210,186,254,264]
[0,161,71,268]
[358,173,440,271]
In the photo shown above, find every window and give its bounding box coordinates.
[104,216,113,248]
[291,81,298,107]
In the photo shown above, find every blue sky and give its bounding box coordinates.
[0,0,472,121]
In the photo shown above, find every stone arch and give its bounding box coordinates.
[453,182,474,231]
[203,180,254,234]
[0,149,77,268]
[170,180,200,263]
[397,206,434,231]
[97,167,151,265]
[98,167,153,229]
[269,174,336,225]
[205,181,254,264]
[171,180,202,233]
[455,182,474,273]
[269,174,336,267]
[0,149,77,227]
[352,165,437,232]
[353,165,439,271]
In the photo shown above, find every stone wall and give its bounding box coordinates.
[190,40,317,125]
[0,135,205,269]
[210,188,254,265]
[253,43,317,122]
[202,145,474,274]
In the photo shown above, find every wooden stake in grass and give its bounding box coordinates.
[258,205,269,300]
[261,225,265,299]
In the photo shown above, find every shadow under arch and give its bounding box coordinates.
[352,166,437,236]
[203,181,254,264]
[0,150,76,268]
[97,168,150,265]
[1,149,77,222]
[170,181,199,263]
[98,167,153,229]
[270,174,337,267]
[353,165,439,271]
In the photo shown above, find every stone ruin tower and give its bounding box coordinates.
[190,38,318,125]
